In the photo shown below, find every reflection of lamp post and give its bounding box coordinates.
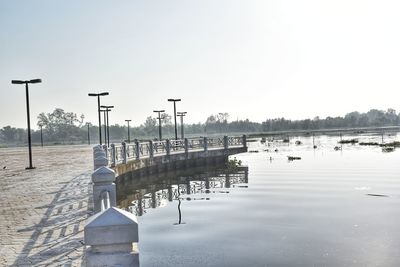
[12,78,42,169]
[153,110,165,140]
[101,105,114,146]
[38,124,44,147]
[177,112,187,139]
[168,99,181,140]
[125,119,131,143]
[88,92,109,145]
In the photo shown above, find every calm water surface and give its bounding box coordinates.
[118,133,400,267]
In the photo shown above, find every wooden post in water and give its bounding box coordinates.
[242,135,247,148]
[203,137,208,152]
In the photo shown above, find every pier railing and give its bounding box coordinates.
[106,135,246,167]
[85,135,246,266]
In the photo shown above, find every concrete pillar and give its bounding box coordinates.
[223,136,229,150]
[84,207,139,267]
[110,144,116,167]
[93,145,103,154]
[184,138,189,158]
[92,166,116,213]
[102,144,108,159]
[149,140,154,159]
[135,140,140,160]
[203,137,208,152]
[94,155,108,171]
[122,142,127,164]
[166,139,171,156]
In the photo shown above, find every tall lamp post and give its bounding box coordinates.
[153,110,165,140]
[168,99,181,140]
[38,124,44,147]
[86,122,91,145]
[88,92,109,145]
[125,119,132,143]
[101,105,114,147]
[12,78,42,169]
[177,112,187,139]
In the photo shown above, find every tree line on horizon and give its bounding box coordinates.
[1,108,399,146]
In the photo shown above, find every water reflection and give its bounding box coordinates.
[117,166,249,217]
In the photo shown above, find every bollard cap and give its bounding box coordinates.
[94,156,108,170]
[84,207,139,246]
[92,166,115,183]
[93,145,103,151]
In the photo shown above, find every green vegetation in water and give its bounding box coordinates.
[338,139,358,144]
[380,141,400,147]
[295,140,302,145]
[382,147,395,153]
[287,156,301,161]
[359,142,380,146]
[226,158,242,171]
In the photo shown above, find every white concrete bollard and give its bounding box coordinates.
[92,166,116,213]
[94,155,108,171]
[84,207,139,267]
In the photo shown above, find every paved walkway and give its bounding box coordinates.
[0,145,93,266]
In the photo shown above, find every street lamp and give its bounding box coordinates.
[177,112,187,139]
[125,119,132,143]
[12,78,42,169]
[153,110,165,140]
[101,105,114,147]
[88,92,109,145]
[168,99,181,140]
[86,122,91,145]
[38,124,44,147]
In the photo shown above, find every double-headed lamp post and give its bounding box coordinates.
[168,99,181,140]
[101,105,114,147]
[12,78,42,169]
[153,110,165,140]
[177,112,187,139]
[125,119,132,143]
[88,92,109,145]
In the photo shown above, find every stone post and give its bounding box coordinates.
[223,136,229,150]
[166,139,171,156]
[110,144,116,167]
[84,207,139,267]
[203,137,208,152]
[92,166,116,213]
[242,134,247,148]
[135,140,140,160]
[184,138,189,155]
[149,140,154,159]
[94,155,108,171]
[102,144,108,159]
[122,142,127,164]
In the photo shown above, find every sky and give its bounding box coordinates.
[1,0,400,128]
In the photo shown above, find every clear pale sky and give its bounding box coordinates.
[1,0,400,129]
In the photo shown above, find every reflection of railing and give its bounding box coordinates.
[119,167,249,216]
[108,135,247,167]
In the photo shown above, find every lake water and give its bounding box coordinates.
[117,133,400,267]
